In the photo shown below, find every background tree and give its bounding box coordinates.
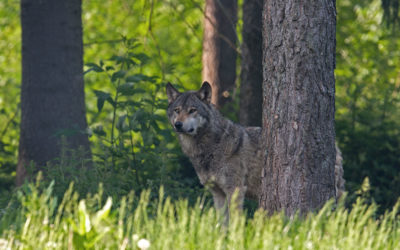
[239,0,263,126]
[17,0,91,185]
[260,0,337,215]
[202,0,238,108]
[382,0,400,26]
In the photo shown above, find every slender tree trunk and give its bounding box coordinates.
[260,0,337,216]
[239,0,263,126]
[17,0,91,185]
[202,0,238,108]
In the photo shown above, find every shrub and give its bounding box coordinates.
[83,38,202,203]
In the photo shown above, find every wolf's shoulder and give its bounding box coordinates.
[244,126,262,144]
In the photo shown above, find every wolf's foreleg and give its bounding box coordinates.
[211,185,227,210]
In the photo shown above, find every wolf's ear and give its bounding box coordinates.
[197,81,212,103]
[166,82,180,104]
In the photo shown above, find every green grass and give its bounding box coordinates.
[0,178,399,250]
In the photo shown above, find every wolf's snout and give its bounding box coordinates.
[174,121,183,131]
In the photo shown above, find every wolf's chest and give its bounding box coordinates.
[178,134,221,175]
[178,135,197,156]
[189,152,224,186]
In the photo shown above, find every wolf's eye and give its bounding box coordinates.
[174,108,180,114]
[189,108,197,114]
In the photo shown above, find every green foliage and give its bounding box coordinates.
[336,0,400,211]
[79,0,207,205]
[82,0,203,89]
[83,38,202,202]
[1,181,399,249]
[0,0,205,192]
[1,0,400,215]
[0,0,21,186]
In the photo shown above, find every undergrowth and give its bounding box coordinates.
[0,176,399,250]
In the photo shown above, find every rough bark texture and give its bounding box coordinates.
[239,0,263,127]
[17,0,91,185]
[260,0,337,216]
[202,0,238,108]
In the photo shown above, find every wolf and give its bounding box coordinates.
[166,81,345,213]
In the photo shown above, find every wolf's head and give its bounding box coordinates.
[166,82,212,136]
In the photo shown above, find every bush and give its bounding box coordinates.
[82,39,203,203]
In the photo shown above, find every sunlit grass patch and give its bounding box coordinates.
[0,178,399,250]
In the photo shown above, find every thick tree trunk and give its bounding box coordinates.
[202,0,238,108]
[260,0,337,216]
[17,0,91,185]
[239,0,263,127]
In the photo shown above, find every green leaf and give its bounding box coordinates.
[85,62,104,73]
[131,52,150,64]
[93,125,106,137]
[117,82,135,96]
[111,70,126,82]
[105,66,115,71]
[125,58,137,67]
[93,90,114,112]
[109,55,125,64]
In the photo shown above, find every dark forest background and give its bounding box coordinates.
[0,0,399,212]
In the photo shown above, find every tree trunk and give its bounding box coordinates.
[17,0,91,185]
[202,0,238,108]
[239,0,263,126]
[260,0,337,216]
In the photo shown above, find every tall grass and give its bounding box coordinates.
[0,178,399,250]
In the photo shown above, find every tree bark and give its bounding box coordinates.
[260,0,337,216]
[239,0,263,126]
[17,0,91,185]
[202,0,238,108]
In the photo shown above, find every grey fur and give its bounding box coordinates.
[166,82,345,213]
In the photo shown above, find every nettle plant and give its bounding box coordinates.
[84,39,199,198]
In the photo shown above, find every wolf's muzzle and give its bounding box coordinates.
[174,121,183,132]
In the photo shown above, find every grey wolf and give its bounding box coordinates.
[166,82,344,213]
